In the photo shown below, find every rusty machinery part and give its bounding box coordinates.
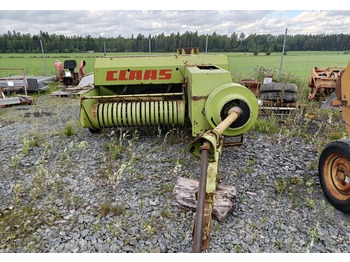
[309,87,334,101]
[261,100,296,108]
[260,82,298,93]
[260,92,297,103]
[308,66,344,101]
[192,144,210,253]
[55,59,86,86]
[177,47,199,55]
[319,140,350,213]
[91,100,186,129]
[204,83,258,137]
[338,63,350,136]
[192,107,242,252]
[238,79,262,97]
[79,60,86,80]
[318,61,350,213]
[54,60,63,81]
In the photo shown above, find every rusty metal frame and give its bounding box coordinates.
[0,68,27,96]
[308,66,345,101]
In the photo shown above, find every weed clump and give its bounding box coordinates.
[63,124,75,137]
[253,116,279,134]
[100,201,125,217]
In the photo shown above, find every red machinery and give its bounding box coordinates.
[54,59,86,86]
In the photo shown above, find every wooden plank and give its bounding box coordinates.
[51,90,80,96]
[172,177,236,222]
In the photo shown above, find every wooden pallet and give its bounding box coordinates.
[51,88,90,97]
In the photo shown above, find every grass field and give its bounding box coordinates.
[1,51,349,79]
[1,50,350,99]
[228,51,350,80]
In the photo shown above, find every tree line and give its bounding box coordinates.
[1,30,350,53]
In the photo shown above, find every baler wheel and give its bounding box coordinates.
[319,139,350,213]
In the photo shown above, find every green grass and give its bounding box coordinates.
[62,124,75,137]
[0,52,155,77]
[227,51,350,80]
[253,116,280,134]
[1,50,348,110]
[1,51,349,80]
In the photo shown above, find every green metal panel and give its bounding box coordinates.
[94,54,229,86]
[184,65,233,137]
[79,88,100,129]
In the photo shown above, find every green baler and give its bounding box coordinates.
[80,50,257,137]
[79,49,258,252]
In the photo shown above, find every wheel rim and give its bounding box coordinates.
[324,153,350,200]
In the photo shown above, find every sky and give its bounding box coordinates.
[1,1,350,38]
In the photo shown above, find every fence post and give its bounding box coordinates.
[278,28,288,81]
[104,42,106,56]
[149,35,151,54]
[40,40,48,76]
[205,34,209,53]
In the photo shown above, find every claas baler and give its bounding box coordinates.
[79,48,258,252]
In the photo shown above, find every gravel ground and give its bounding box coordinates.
[1,94,350,253]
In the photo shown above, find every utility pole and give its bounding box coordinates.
[205,34,209,53]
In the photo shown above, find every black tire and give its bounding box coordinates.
[260,92,297,103]
[260,82,298,93]
[319,139,350,213]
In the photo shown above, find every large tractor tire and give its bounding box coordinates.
[260,82,298,104]
[260,92,297,103]
[319,139,350,213]
[260,82,298,93]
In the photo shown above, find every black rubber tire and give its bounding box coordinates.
[319,140,350,213]
[260,92,297,103]
[260,83,298,93]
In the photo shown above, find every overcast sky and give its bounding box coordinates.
[1,2,350,38]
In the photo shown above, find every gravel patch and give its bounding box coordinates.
[1,94,350,253]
